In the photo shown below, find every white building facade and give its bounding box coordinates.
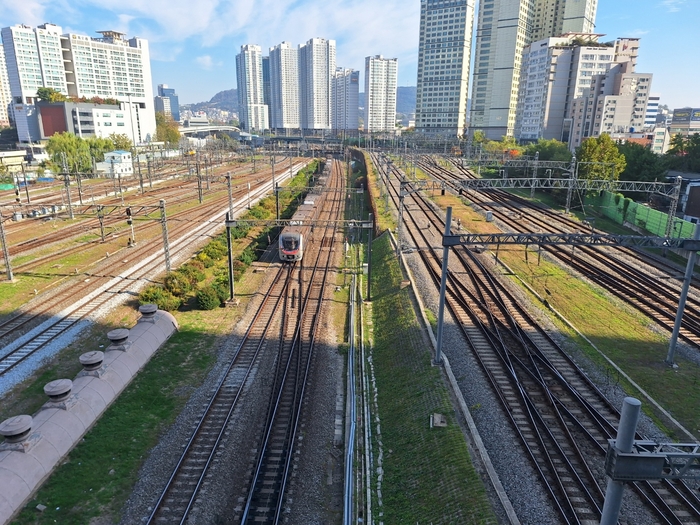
[236,44,269,132]
[415,0,475,137]
[515,34,615,143]
[0,44,11,127]
[331,68,359,131]
[298,38,336,131]
[1,24,155,144]
[470,0,598,140]
[365,56,398,133]
[269,42,300,130]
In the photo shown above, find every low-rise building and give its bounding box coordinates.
[102,150,133,176]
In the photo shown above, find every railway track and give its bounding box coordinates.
[0,161,310,382]
[373,152,700,524]
[145,159,344,524]
[411,155,700,348]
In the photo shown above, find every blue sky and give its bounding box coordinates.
[0,0,697,108]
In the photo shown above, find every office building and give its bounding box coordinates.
[415,0,475,137]
[470,0,598,140]
[1,23,155,143]
[299,37,336,131]
[644,94,660,129]
[332,68,359,131]
[365,55,398,133]
[236,44,269,132]
[568,43,652,149]
[156,84,180,122]
[0,44,11,127]
[269,42,300,130]
[515,34,617,143]
[669,108,700,139]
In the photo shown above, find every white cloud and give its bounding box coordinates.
[196,55,221,70]
[660,0,686,12]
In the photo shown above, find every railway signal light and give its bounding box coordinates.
[126,206,132,225]
[15,189,20,203]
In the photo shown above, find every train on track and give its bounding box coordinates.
[278,162,330,262]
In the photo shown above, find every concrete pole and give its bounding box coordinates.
[226,171,234,218]
[160,200,171,273]
[435,207,453,365]
[666,223,700,365]
[600,397,642,525]
[0,209,13,281]
[226,212,235,301]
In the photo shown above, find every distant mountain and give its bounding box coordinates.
[183,89,238,113]
[359,86,416,116]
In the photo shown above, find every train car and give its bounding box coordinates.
[278,162,330,262]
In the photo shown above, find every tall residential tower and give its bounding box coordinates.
[470,0,598,139]
[332,68,359,131]
[269,42,300,131]
[365,55,398,133]
[236,44,269,132]
[298,37,336,131]
[415,0,475,137]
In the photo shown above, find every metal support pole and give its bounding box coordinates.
[137,153,144,194]
[226,212,235,301]
[64,172,74,220]
[97,205,105,242]
[0,210,13,281]
[530,151,538,198]
[600,397,642,525]
[197,164,203,203]
[247,182,251,209]
[565,155,576,214]
[396,192,404,257]
[226,171,234,218]
[21,164,30,204]
[367,213,373,302]
[275,183,280,222]
[435,207,452,365]
[666,223,700,365]
[665,176,684,240]
[118,173,124,205]
[160,199,171,272]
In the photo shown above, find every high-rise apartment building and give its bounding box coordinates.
[470,0,598,140]
[645,94,660,129]
[156,84,180,122]
[515,34,617,143]
[1,23,155,143]
[365,55,398,133]
[236,44,269,132]
[568,45,652,149]
[269,42,300,130]
[415,0,475,137]
[0,44,11,127]
[298,38,336,131]
[332,68,359,131]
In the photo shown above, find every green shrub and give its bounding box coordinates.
[239,246,256,266]
[231,225,251,239]
[212,282,229,303]
[138,285,182,311]
[202,240,227,261]
[177,262,206,285]
[164,272,192,297]
[196,286,221,310]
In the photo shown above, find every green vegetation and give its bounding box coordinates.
[369,233,497,524]
[575,134,627,181]
[155,112,180,146]
[12,326,217,525]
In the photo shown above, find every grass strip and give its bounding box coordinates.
[11,326,216,525]
[369,233,497,524]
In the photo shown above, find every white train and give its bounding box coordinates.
[278,163,330,262]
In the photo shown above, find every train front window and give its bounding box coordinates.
[282,236,299,250]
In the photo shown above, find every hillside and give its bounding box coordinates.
[183,89,238,113]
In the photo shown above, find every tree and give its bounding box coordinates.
[664,133,700,173]
[86,137,114,163]
[522,139,572,162]
[575,134,626,181]
[155,112,180,146]
[617,142,665,182]
[108,133,133,151]
[36,87,67,103]
[46,132,92,173]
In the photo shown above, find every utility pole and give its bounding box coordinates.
[225,171,234,218]
[160,200,171,272]
[531,151,538,199]
[61,153,74,220]
[21,164,30,204]
[196,163,203,203]
[226,212,235,301]
[97,205,105,242]
[136,150,144,194]
[0,209,13,281]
